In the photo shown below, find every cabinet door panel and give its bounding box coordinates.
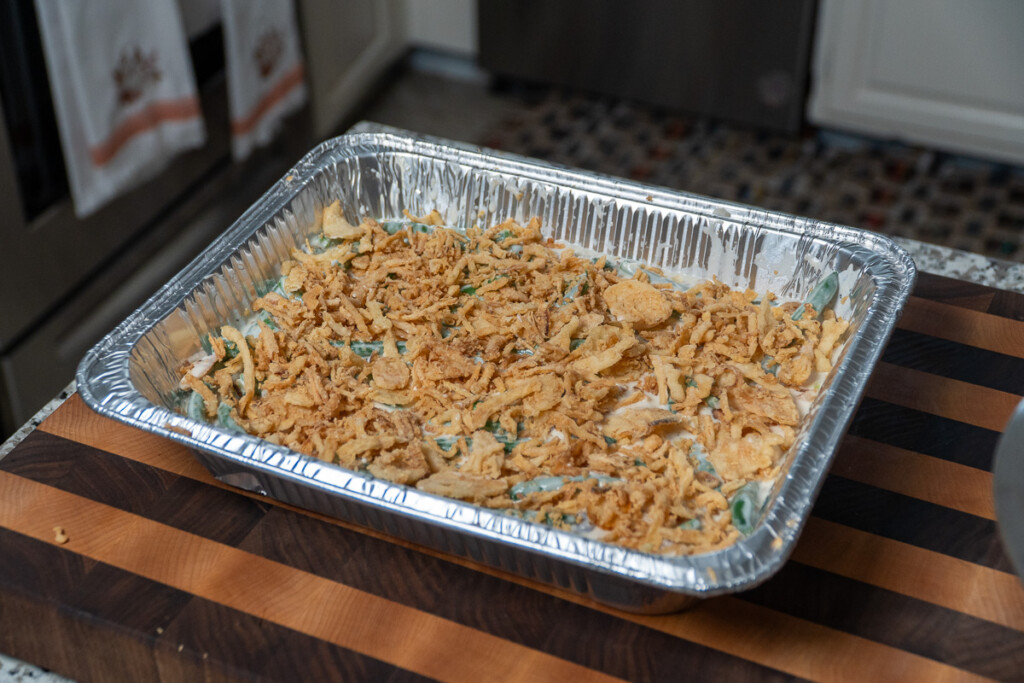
[810,0,1024,164]
[298,0,406,138]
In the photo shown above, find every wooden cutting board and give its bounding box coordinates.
[1,271,1023,682]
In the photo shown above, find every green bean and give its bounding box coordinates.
[508,473,621,501]
[432,435,464,451]
[217,402,243,432]
[615,258,687,291]
[730,482,762,535]
[254,277,286,298]
[508,476,572,500]
[186,391,206,423]
[691,445,716,475]
[705,395,720,409]
[308,234,339,253]
[562,274,588,302]
[258,312,278,330]
[679,519,701,530]
[483,420,527,452]
[760,356,778,376]
[569,338,585,351]
[330,340,407,357]
[460,284,477,295]
[792,271,839,321]
[382,220,433,236]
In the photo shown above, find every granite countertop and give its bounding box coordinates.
[896,238,1024,293]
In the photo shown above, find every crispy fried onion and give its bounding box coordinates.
[181,208,847,555]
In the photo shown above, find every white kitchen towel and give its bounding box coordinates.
[34,0,206,217]
[220,0,307,161]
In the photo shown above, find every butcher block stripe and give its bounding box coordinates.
[865,362,1021,432]
[1,272,1021,682]
[847,399,1000,470]
[897,296,1024,359]
[832,435,995,520]
[792,519,1024,631]
[882,328,1024,393]
[8,427,1017,681]
[0,469,989,683]
[0,472,626,683]
[0,527,433,682]
[812,477,1011,571]
[910,272,995,312]
[32,401,1013,609]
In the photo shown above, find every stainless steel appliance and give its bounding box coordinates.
[479,0,817,133]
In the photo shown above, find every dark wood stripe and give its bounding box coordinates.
[242,507,799,683]
[3,431,796,682]
[911,272,996,312]
[0,431,270,547]
[848,398,1000,470]
[865,362,1020,432]
[17,428,1020,679]
[792,519,1024,631]
[29,400,997,681]
[988,287,1024,321]
[833,435,994,519]
[0,528,435,683]
[742,562,1024,682]
[882,328,1024,393]
[813,476,1014,573]
[156,584,437,683]
[0,471,624,683]
[898,296,1024,359]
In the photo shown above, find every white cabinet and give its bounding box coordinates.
[809,0,1024,164]
[298,0,407,138]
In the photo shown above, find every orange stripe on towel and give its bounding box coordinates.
[89,97,202,166]
[231,63,306,137]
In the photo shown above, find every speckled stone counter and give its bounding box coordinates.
[895,238,1024,294]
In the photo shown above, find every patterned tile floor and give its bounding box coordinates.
[477,85,1024,263]
[362,59,1024,264]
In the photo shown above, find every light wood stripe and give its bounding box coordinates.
[632,599,991,683]
[832,435,995,520]
[899,296,1024,360]
[0,470,986,683]
[793,518,1024,632]
[0,472,622,683]
[866,362,1021,432]
[39,397,1004,681]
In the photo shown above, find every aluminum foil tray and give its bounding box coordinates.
[77,123,916,613]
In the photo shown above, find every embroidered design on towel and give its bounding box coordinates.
[113,45,162,105]
[34,0,206,216]
[221,0,307,160]
[254,29,284,79]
